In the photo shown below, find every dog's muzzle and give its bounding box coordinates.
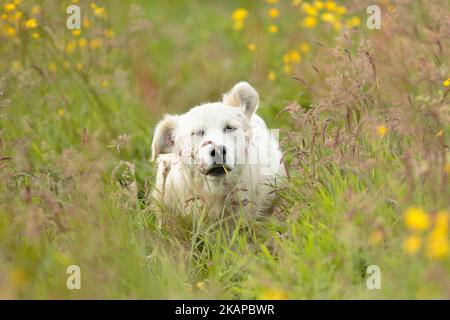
[205,164,232,177]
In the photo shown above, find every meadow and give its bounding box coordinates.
[0,0,449,299]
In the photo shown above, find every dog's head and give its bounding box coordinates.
[151,82,259,180]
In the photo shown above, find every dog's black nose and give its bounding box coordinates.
[210,145,226,164]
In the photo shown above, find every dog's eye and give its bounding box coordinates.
[191,129,205,136]
[224,125,236,132]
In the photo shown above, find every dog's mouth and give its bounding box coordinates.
[205,165,231,177]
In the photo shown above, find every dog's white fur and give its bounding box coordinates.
[151,82,286,220]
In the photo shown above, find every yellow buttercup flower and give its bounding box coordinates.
[48,63,57,73]
[83,17,91,28]
[24,18,38,29]
[426,211,449,259]
[301,16,317,28]
[231,8,248,21]
[404,235,421,255]
[325,1,337,12]
[247,43,257,52]
[65,41,76,54]
[5,26,17,37]
[94,7,106,17]
[259,288,288,300]
[78,38,87,47]
[268,24,278,33]
[104,28,115,38]
[313,1,324,10]
[302,3,318,16]
[298,42,310,54]
[4,3,16,12]
[31,5,41,15]
[268,70,276,81]
[336,5,347,15]
[90,38,103,49]
[71,29,81,36]
[347,16,361,27]
[321,12,336,23]
[268,8,279,18]
[443,79,450,87]
[376,125,388,137]
[285,49,301,64]
[404,207,430,232]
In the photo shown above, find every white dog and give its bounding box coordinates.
[151,82,286,221]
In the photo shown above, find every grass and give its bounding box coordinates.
[0,0,449,299]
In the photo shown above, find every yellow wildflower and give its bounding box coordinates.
[24,18,38,29]
[301,16,317,28]
[404,207,430,232]
[268,8,279,18]
[65,41,76,54]
[71,29,81,36]
[285,49,301,64]
[321,12,336,23]
[89,38,103,49]
[31,32,40,39]
[83,17,91,28]
[426,212,449,259]
[298,42,310,54]
[443,79,450,87]
[313,1,324,10]
[376,125,388,137]
[259,288,289,300]
[347,16,361,27]
[333,21,341,30]
[104,28,115,38]
[94,7,106,17]
[268,70,276,81]
[5,26,17,37]
[247,43,257,52]
[266,0,278,3]
[268,24,278,33]
[302,3,318,16]
[336,5,347,15]
[325,1,337,12]
[78,38,87,47]
[12,11,22,21]
[4,3,16,12]
[48,63,57,73]
[404,235,421,255]
[232,8,248,21]
[31,5,41,15]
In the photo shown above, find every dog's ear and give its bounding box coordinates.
[151,114,178,161]
[222,81,259,118]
